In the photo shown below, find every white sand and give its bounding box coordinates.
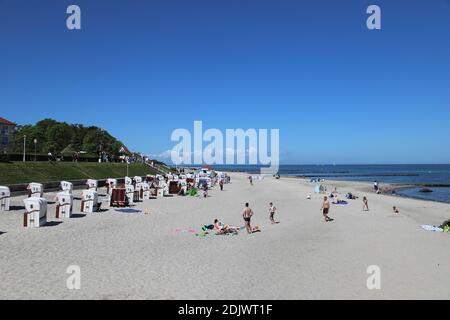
[0,173,449,300]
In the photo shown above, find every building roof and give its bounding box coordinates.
[0,117,16,126]
[119,145,131,154]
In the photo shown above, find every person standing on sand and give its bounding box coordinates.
[249,176,253,186]
[219,179,224,191]
[243,203,254,234]
[203,183,208,198]
[269,202,277,224]
[321,196,332,222]
[363,196,369,211]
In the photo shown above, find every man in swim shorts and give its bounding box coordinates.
[321,196,332,222]
[243,202,254,234]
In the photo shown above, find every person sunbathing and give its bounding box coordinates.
[211,219,229,234]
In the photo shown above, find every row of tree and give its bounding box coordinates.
[9,119,128,158]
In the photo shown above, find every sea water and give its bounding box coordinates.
[210,164,450,203]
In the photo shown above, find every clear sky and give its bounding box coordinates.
[1,0,450,164]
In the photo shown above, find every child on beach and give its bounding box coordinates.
[269,202,278,224]
[321,196,333,222]
[203,184,208,198]
[363,196,369,211]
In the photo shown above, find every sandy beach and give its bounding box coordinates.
[0,172,449,300]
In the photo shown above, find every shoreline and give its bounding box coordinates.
[291,176,450,205]
[218,168,450,205]
[231,169,450,205]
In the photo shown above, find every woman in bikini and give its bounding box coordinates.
[363,196,369,211]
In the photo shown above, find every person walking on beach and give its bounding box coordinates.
[203,183,208,198]
[249,176,253,186]
[363,196,369,211]
[269,202,278,224]
[243,203,254,234]
[374,181,379,192]
[321,196,333,222]
[219,179,224,191]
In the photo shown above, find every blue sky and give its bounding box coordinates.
[1,0,450,164]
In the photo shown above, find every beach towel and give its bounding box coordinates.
[173,228,197,234]
[115,208,142,214]
[332,201,348,205]
[421,225,443,232]
[187,188,198,197]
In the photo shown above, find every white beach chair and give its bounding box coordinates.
[23,197,47,228]
[125,184,135,205]
[86,179,98,191]
[141,182,151,200]
[106,178,117,195]
[133,176,142,184]
[134,182,143,201]
[81,190,99,213]
[60,181,73,194]
[154,181,165,197]
[55,191,73,219]
[179,180,187,195]
[125,176,132,186]
[27,182,44,198]
[0,186,11,211]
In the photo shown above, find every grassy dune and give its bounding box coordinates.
[0,162,158,185]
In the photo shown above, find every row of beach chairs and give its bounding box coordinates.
[0,171,230,229]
